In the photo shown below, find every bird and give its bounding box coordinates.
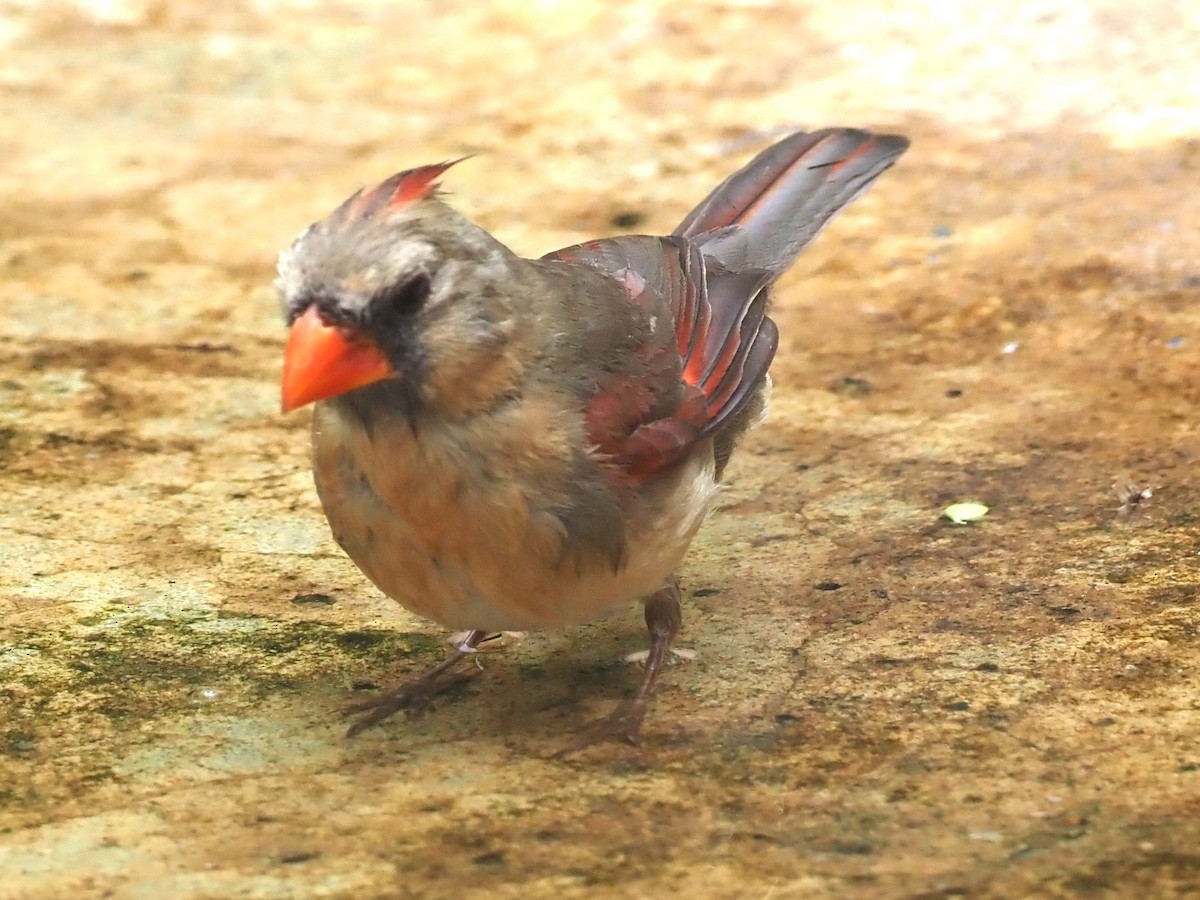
[276,127,909,749]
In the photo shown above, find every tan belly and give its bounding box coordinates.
[311,405,718,631]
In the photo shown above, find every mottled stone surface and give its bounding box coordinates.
[2,1,1199,897]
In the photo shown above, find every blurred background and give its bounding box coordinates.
[2,1,1198,897]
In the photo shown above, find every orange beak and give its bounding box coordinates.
[281,307,393,413]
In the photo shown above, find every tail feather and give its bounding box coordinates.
[675,128,910,277]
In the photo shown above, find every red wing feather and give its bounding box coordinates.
[619,417,705,482]
[546,236,775,482]
[688,268,772,396]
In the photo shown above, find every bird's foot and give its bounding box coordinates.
[446,630,526,652]
[553,579,684,757]
[342,629,488,737]
[621,646,697,665]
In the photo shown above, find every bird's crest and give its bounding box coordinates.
[332,159,465,223]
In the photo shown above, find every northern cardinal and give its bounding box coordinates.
[277,127,909,748]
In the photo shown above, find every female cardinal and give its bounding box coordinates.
[277,127,909,748]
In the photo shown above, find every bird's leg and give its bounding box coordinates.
[342,629,487,737]
[557,579,683,755]
[620,580,684,741]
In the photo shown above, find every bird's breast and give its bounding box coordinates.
[309,403,717,631]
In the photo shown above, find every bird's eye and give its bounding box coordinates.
[382,271,431,316]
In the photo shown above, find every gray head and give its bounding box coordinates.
[276,162,523,417]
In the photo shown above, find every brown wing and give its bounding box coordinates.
[546,236,777,482]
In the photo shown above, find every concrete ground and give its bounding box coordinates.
[2,1,1199,897]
